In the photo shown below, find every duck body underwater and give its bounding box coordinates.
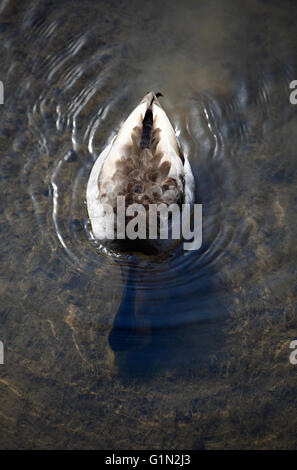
[86,91,196,255]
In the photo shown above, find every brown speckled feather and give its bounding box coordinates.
[86,91,195,252]
[98,125,184,213]
[97,92,186,238]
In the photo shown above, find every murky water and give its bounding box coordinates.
[0,0,297,449]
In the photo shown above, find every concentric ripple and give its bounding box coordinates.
[1,0,297,337]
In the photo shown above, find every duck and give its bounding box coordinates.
[86,91,195,254]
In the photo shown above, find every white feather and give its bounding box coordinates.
[86,92,195,251]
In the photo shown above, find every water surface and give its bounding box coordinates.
[0,0,297,449]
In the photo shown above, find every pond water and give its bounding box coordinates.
[0,0,296,449]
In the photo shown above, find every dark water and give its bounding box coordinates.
[0,0,297,449]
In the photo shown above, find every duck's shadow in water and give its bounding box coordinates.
[108,262,227,378]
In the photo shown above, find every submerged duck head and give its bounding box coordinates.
[86,91,195,254]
